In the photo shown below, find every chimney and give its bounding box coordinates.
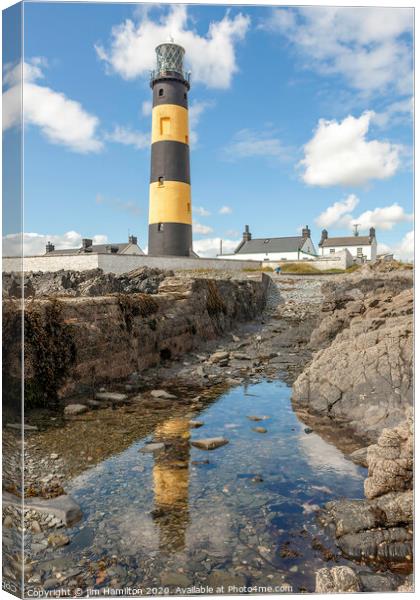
[82,238,93,251]
[45,241,55,253]
[319,229,328,246]
[369,227,376,241]
[128,234,138,245]
[302,225,311,239]
[243,225,251,242]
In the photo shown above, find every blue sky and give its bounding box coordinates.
[3,2,414,258]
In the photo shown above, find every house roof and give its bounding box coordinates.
[320,236,372,248]
[45,243,133,256]
[235,236,307,255]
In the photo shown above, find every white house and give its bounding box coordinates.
[318,228,377,262]
[44,234,145,257]
[220,225,318,262]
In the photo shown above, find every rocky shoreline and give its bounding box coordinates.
[2,264,414,593]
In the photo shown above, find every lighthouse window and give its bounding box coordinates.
[158,223,164,232]
[185,134,189,143]
[158,176,164,186]
[184,93,187,99]
[187,203,191,212]
[159,88,164,97]
[160,117,171,135]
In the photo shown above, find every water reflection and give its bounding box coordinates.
[152,418,191,553]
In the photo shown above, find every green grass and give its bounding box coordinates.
[279,263,321,274]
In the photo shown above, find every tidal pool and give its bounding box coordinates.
[61,380,366,593]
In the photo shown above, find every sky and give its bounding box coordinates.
[2,1,414,259]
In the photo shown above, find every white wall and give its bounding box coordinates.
[321,242,376,261]
[2,253,262,274]
[267,249,353,271]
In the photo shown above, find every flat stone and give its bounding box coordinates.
[189,420,204,428]
[6,423,38,431]
[231,352,250,360]
[252,427,267,433]
[209,351,230,363]
[247,415,269,422]
[191,437,229,451]
[95,392,128,402]
[139,443,165,453]
[64,404,88,416]
[3,491,82,527]
[48,533,70,547]
[150,389,177,399]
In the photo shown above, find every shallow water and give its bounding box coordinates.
[61,380,366,593]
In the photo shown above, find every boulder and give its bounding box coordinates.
[315,566,361,593]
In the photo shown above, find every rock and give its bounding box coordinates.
[252,475,264,483]
[6,422,38,431]
[87,399,102,409]
[397,575,414,592]
[349,447,369,467]
[44,578,60,590]
[191,437,229,451]
[189,420,204,428]
[315,566,361,593]
[150,389,177,399]
[3,515,13,528]
[48,533,70,547]
[231,352,250,360]
[50,453,59,460]
[252,427,267,434]
[31,520,42,534]
[206,570,247,590]
[304,427,313,434]
[191,459,209,465]
[64,404,88,416]
[247,415,269,422]
[3,491,82,527]
[95,392,128,403]
[160,572,191,587]
[358,571,402,592]
[293,282,413,439]
[209,351,230,364]
[337,526,412,564]
[139,443,165,453]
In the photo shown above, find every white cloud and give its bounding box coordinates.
[95,193,141,215]
[3,59,103,153]
[219,205,232,215]
[193,237,240,257]
[371,97,414,128]
[224,128,290,162]
[300,112,401,187]
[105,125,149,149]
[316,195,412,232]
[315,194,359,228]
[193,221,213,235]
[96,5,250,89]
[3,231,109,257]
[141,100,152,116]
[264,7,413,95]
[377,230,413,261]
[193,206,211,217]
[354,203,413,231]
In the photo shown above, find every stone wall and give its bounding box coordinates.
[2,254,261,274]
[3,276,267,405]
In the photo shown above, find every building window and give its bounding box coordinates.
[357,248,363,257]
[160,117,171,135]
[329,249,335,254]
[158,223,164,232]
[159,88,164,97]
[158,176,164,186]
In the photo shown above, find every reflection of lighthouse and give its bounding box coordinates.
[152,417,190,553]
[148,42,193,256]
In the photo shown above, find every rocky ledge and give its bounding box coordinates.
[292,267,413,440]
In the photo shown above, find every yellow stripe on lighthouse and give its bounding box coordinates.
[149,180,192,225]
[152,104,190,145]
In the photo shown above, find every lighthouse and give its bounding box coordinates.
[148,42,193,256]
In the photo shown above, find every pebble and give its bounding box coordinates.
[252,427,268,434]
[191,437,229,450]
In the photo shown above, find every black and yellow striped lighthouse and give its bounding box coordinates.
[148,42,193,256]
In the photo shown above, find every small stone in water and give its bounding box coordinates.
[140,443,165,453]
[252,427,267,434]
[189,420,204,428]
[304,427,313,434]
[191,438,229,451]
